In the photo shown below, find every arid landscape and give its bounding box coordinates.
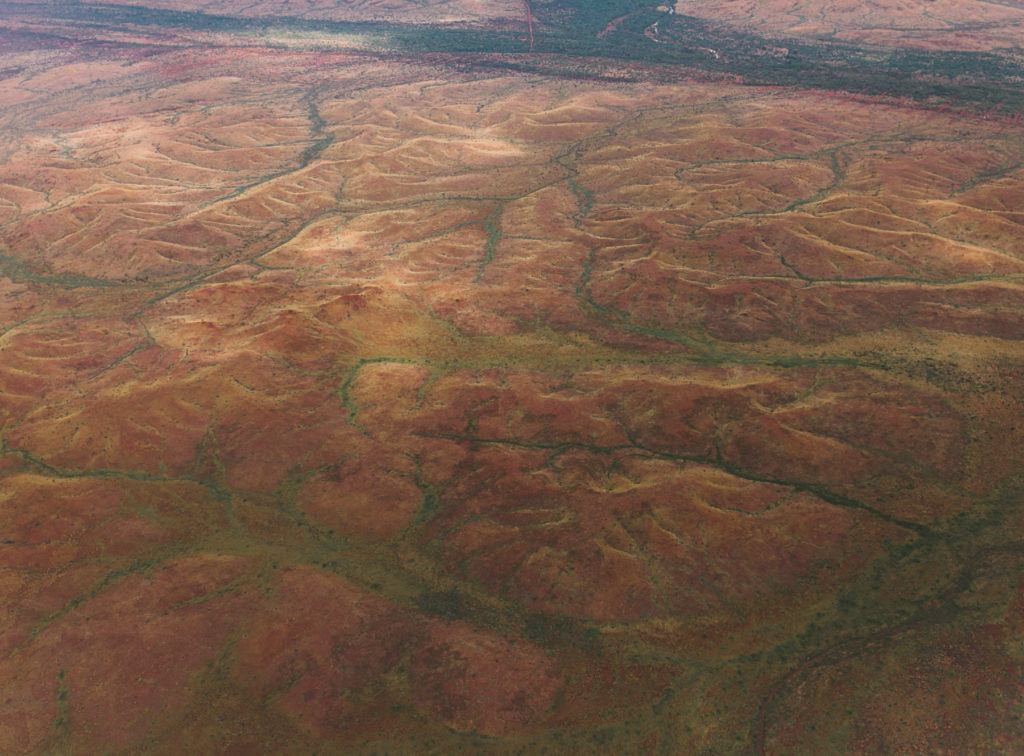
[0,0,1023,752]
[674,0,1024,51]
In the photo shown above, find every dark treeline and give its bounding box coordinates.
[3,0,1021,115]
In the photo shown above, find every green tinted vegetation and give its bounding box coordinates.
[5,0,1022,114]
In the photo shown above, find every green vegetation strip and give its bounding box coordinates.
[3,0,1022,115]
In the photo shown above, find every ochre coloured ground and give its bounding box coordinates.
[1,16,1023,755]
[673,0,1024,51]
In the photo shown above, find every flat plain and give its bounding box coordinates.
[1,0,1023,752]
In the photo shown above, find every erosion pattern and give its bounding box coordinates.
[1,2,1023,754]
